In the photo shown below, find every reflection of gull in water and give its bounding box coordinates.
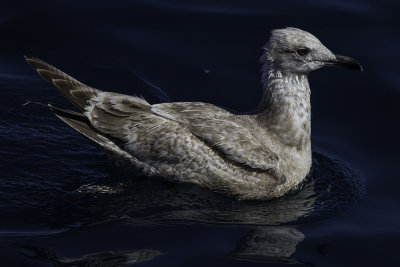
[16,245,162,267]
[25,27,362,200]
[230,226,305,264]
[12,154,364,266]
[14,152,364,230]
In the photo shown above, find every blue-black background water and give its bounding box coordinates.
[0,0,399,266]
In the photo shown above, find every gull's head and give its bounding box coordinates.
[264,27,362,74]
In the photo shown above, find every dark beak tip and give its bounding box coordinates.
[352,63,363,71]
[352,60,363,72]
[332,54,363,72]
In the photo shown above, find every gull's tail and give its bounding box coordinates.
[24,56,101,111]
[24,57,129,159]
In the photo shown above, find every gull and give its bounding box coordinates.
[25,27,362,200]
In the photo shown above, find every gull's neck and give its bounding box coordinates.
[256,60,311,148]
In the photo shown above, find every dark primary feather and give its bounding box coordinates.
[48,104,135,164]
[49,104,114,150]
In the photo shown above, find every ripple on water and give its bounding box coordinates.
[0,150,366,236]
[105,151,366,226]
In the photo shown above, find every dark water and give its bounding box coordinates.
[0,0,399,266]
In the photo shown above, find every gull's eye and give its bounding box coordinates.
[296,47,310,56]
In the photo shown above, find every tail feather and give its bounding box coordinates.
[25,56,101,111]
[25,57,140,162]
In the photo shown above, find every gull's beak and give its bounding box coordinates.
[326,54,363,71]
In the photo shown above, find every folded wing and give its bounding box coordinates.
[151,102,278,171]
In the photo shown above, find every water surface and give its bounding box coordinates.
[0,1,399,266]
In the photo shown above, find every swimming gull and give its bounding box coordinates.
[25,27,362,200]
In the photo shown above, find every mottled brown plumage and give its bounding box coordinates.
[25,27,362,200]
